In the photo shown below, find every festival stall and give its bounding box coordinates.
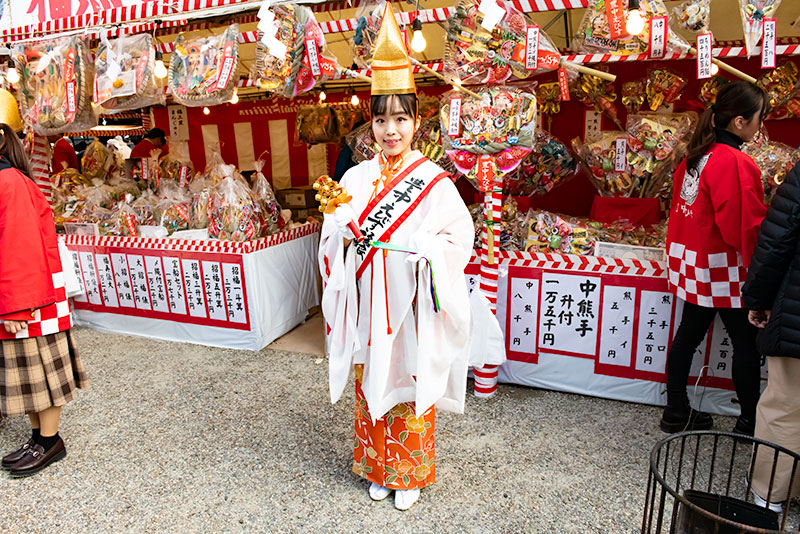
[3,0,800,409]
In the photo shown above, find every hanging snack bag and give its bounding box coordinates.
[94,33,164,112]
[169,24,239,107]
[739,0,781,57]
[672,0,711,33]
[14,36,97,135]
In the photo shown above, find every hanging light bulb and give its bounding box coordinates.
[319,90,327,102]
[203,106,210,115]
[230,88,239,104]
[350,91,359,106]
[625,0,646,36]
[410,18,427,53]
[711,63,719,76]
[154,51,168,79]
[6,59,19,84]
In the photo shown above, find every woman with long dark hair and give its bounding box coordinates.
[662,81,769,435]
[318,4,474,510]
[0,116,89,477]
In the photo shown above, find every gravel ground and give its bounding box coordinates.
[0,326,795,533]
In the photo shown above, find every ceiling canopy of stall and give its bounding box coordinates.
[3,0,800,101]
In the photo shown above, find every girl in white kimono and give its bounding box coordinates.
[318,3,474,511]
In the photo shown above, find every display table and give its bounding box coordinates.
[63,224,320,351]
[467,251,767,416]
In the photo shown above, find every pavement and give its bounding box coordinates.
[0,322,797,533]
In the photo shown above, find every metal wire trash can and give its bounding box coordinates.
[642,431,800,533]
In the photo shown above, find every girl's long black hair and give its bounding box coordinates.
[0,123,32,178]
[685,81,768,170]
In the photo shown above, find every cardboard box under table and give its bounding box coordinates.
[63,224,320,350]
[466,251,767,416]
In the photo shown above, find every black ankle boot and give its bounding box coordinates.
[733,415,755,436]
[660,391,713,433]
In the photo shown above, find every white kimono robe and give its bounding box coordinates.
[319,151,475,421]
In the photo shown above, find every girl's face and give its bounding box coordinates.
[371,96,420,157]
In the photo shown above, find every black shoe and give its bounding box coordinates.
[9,438,66,478]
[660,406,714,433]
[734,416,755,436]
[1,438,35,469]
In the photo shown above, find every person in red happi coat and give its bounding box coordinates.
[1,118,89,477]
[663,81,769,435]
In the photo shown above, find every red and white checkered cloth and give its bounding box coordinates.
[0,271,73,340]
[667,242,746,308]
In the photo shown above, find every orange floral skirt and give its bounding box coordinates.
[353,365,436,489]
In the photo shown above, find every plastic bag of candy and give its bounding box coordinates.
[94,33,164,111]
[110,198,139,237]
[672,0,711,33]
[523,209,596,256]
[252,159,284,235]
[131,190,158,226]
[190,178,213,230]
[138,152,162,191]
[155,185,193,235]
[81,138,111,182]
[52,167,91,194]
[208,172,263,241]
[13,36,97,135]
[505,130,576,196]
[739,0,781,57]
[743,137,800,204]
[160,141,195,189]
[169,24,239,107]
[444,0,561,85]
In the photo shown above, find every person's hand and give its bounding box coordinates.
[405,233,434,264]
[748,309,771,328]
[333,204,358,240]
[3,320,27,334]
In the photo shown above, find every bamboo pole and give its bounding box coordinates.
[338,66,373,84]
[408,57,481,98]
[561,60,617,82]
[687,47,757,83]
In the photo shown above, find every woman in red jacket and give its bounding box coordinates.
[663,81,768,435]
[0,122,89,477]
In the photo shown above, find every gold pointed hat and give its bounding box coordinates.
[371,2,416,96]
[0,89,23,132]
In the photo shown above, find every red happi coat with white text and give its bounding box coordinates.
[0,166,72,339]
[667,143,767,308]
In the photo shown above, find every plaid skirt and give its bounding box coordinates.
[0,330,89,417]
